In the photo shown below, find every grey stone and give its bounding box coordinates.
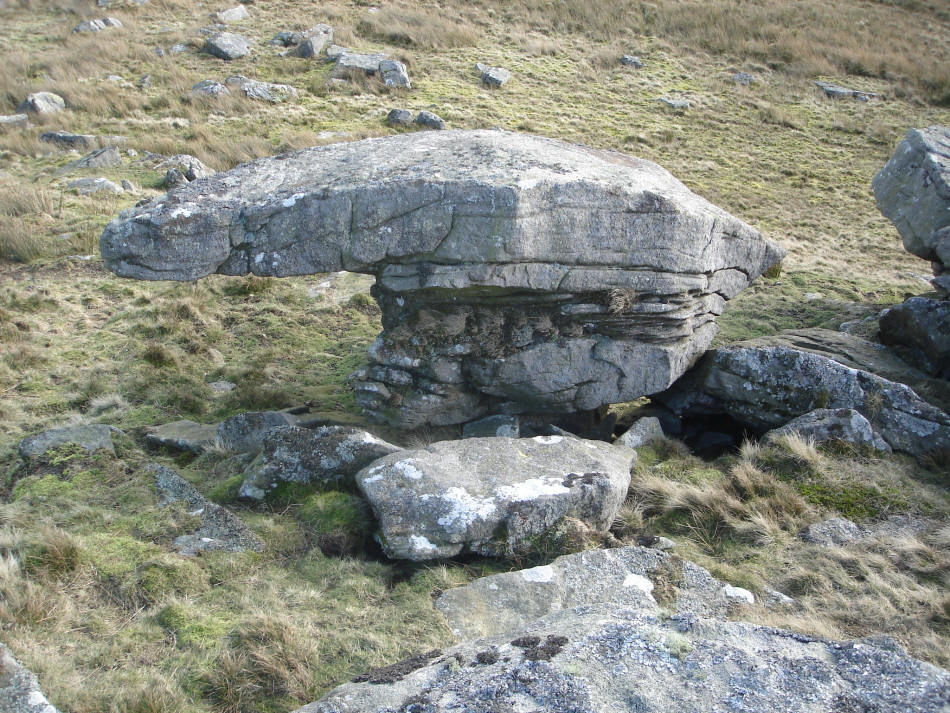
[169,42,189,54]
[732,71,754,85]
[204,32,251,60]
[436,545,751,640]
[475,62,511,88]
[216,410,295,453]
[298,604,950,713]
[379,59,411,88]
[155,154,214,185]
[271,31,303,47]
[239,425,400,500]
[765,408,891,452]
[99,131,784,428]
[873,126,950,284]
[386,108,413,127]
[462,414,520,438]
[63,146,121,171]
[164,168,187,189]
[763,587,796,608]
[149,463,263,555]
[620,54,643,68]
[0,643,59,713]
[225,75,298,102]
[799,517,865,547]
[145,420,219,453]
[615,416,664,449]
[215,5,248,23]
[191,79,231,97]
[880,297,950,379]
[17,92,65,115]
[18,424,116,459]
[67,177,124,195]
[40,131,96,150]
[413,109,445,129]
[658,328,950,460]
[331,50,388,77]
[659,96,690,109]
[324,44,348,60]
[0,114,29,128]
[816,80,877,100]
[73,17,122,33]
[356,435,635,560]
[291,25,333,57]
[120,179,136,192]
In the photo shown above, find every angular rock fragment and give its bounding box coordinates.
[145,420,219,453]
[356,435,635,560]
[155,154,214,184]
[799,517,864,547]
[100,131,784,427]
[191,79,231,97]
[815,80,877,101]
[0,114,29,128]
[379,59,410,88]
[225,75,298,102]
[287,25,333,56]
[461,414,520,438]
[0,643,60,713]
[475,62,511,88]
[215,5,248,23]
[386,108,413,127]
[621,54,643,68]
[40,131,97,149]
[413,109,444,129]
[615,416,664,449]
[204,32,251,60]
[764,408,891,452]
[18,424,116,460]
[17,92,65,115]
[62,146,121,172]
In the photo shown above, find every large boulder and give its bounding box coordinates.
[873,126,950,294]
[100,131,783,427]
[879,296,950,379]
[0,643,59,713]
[356,435,635,560]
[657,329,950,459]
[296,604,950,713]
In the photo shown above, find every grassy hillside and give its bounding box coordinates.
[1,0,949,711]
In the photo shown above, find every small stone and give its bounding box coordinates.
[387,108,413,127]
[765,408,891,452]
[191,79,231,97]
[145,420,219,453]
[379,59,411,88]
[621,54,644,68]
[414,110,445,130]
[18,424,116,459]
[169,42,189,54]
[800,517,865,546]
[225,75,298,102]
[721,584,754,605]
[73,17,122,33]
[0,114,29,128]
[217,410,296,453]
[475,62,511,88]
[40,131,96,150]
[209,380,236,394]
[732,71,754,85]
[815,81,877,101]
[764,587,796,608]
[292,25,333,57]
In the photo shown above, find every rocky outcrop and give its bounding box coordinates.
[873,126,950,295]
[435,545,751,639]
[356,435,635,560]
[100,131,782,427]
[297,604,950,713]
[0,643,59,713]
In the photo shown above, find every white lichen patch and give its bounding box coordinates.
[521,565,556,583]
[495,476,569,502]
[532,435,563,445]
[435,487,498,531]
[394,459,424,480]
[408,535,439,554]
[623,572,656,600]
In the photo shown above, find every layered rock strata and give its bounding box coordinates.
[100,130,784,427]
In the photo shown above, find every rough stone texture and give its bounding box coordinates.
[67,177,124,195]
[413,110,444,129]
[155,154,214,184]
[99,131,783,428]
[17,92,65,114]
[872,126,950,291]
[40,131,96,149]
[659,96,690,109]
[615,416,664,449]
[879,297,950,378]
[475,62,511,88]
[204,32,251,60]
[436,545,749,639]
[386,108,413,127]
[815,80,877,100]
[658,328,950,459]
[621,54,644,68]
[0,114,29,127]
[215,5,248,23]
[239,425,400,500]
[764,408,891,452]
[297,604,950,713]
[18,424,116,459]
[732,71,754,85]
[145,420,219,453]
[216,410,295,453]
[332,51,388,76]
[225,75,297,102]
[73,17,122,33]
[799,517,865,547]
[191,79,231,97]
[0,643,59,713]
[63,146,121,171]
[461,414,520,438]
[290,24,333,56]
[379,59,411,88]
[356,435,635,560]
[150,463,263,555]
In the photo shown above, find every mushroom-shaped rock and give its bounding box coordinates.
[99,130,784,427]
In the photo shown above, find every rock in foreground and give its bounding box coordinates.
[100,130,784,427]
[296,604,950,713]
[356,435,634,560]
[0,643,59,713]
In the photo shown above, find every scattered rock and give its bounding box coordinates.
[291,25,333,57]
[40,131,96,150]
[732,71,754,85]
[67,177,124,195]
[386,108,413,127]
[0,643,60,713]
[145,420,219,453]
[764,408,891,452]
[155,154,214,187]
[413,109,445,129]
[150,463,263,555]
[356,435,634,560]
[209,380,235,394]
[659,96,690,109]
[799,517,865,547]
[462,414,520,439]
[0,114,29,128]
[204,32,251,60]
[332,50,388,76]
[17,92,65,115]
[815,80,877,101]
[379,59,411,88]
[239,425,400,500]
[63,146,122,172]
[73,17,122,33]
[615,416,664,449]
[215,5,248,23]
[18,424,116,460]
[217,410,296,453]
[169,42,189,54]
[475,62,511,88]
[225,75,298,102]
[620,54,643,68]
[191,79,231,97]
[300,605,950,713]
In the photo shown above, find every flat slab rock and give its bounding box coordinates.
[145,419,219,453]
[356,435,635,560]
[0,643,59,713]
[296,604,950,713]
[100,130,783,428]
[436,545,753,640]
[18,424,116,459]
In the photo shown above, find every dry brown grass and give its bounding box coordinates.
[356,6,480,50]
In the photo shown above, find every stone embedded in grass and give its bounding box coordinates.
[17,92,65,115]
[815,80,877,101]
[659,96,690,109]
[0,114,29,128]
[379,60,411,88]
[204,32,252,60]
[621,54,644,68]
[216,410,296,453]
[145,419,219,453]
[215,4,248,23]
[66,177,124,195]
[73,17,122,33]
[475,62,511,88]
[61,146,121,172]
[0,642,60,713]
[18,424,117,460]
[332,50,389,75]
[40,131,97,150]
[732,71,755,85]
[356,435,635,560]
[413,109,445,129]
[239,425,400,500]
[799,516,864,546]
[225,75,298,102]
[154,154,214,186]
[764,408,891,452]
[289,25,333,57]
[386,108,413,127]
[191,79,231,97]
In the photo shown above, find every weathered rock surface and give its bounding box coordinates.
[155,154,214,186]
[0,643,59,713]
[461,414,520,438]
[216,410,295,453]
[18,424,116,459]
[615,416,664,449]
[879,296,950,378]
[297,604,950,713]
[658,328,950,459]
[413,109,444,129]
[331,50,388,76]
[873,126,950,293]
[621,54,644,68]
[150,463,263,555]
[659,96,690,109]
[378,59,410,88]
[239,425,400,500]
[475,62,511,88]
[145,419,219,453]
[67,177,124,195]
[191,79,230,97]
[204,32,251,60]
[356,435,634,560]
[40,131,96,149]
[62,146,121,172]
[284,24,333,55]
[17,92,65,114]
[225,75,298,102]
[215,5,248,23]
[764,408,891,452]
[100,132,782,427]
[386,108,413,127]
[0,113,29,127]
[815,80,877,101]
[436,545,750,639]
[73,17,122,33]
[799,517,864,547]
